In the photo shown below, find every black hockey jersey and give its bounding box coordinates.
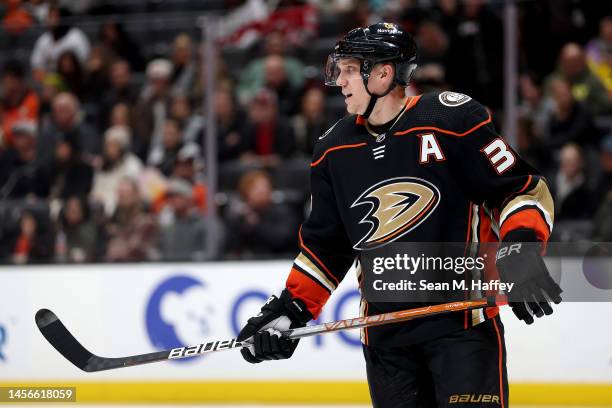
[285,91,554,347]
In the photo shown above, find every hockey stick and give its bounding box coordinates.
[35,296,501,372]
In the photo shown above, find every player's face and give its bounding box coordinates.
[336,58,370,115]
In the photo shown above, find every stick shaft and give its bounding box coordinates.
[284,297,498,339]
[168,297,500,359]
[37,297,501,371]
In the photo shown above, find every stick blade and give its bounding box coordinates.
[35,308,96,372]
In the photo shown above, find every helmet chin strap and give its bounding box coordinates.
[360,76,398,119]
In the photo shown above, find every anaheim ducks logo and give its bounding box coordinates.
[351,177,440,250]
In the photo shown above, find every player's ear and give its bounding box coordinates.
[380,63,394,81]
[379,64,389,78]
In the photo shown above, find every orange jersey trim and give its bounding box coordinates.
[355,95,422,126]
[394,109,492,138]
[286,267,331,318]
[406,94,422,109]
[517,175,533,194]
[310,143,367,167]
[499,208,550,242]
[298,227,339,286]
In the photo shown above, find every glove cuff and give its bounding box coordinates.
[280,289,313,326]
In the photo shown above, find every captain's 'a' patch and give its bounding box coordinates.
[438,91,471,107]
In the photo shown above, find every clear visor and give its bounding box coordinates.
[324,55,364,86]
[324,54,341,86]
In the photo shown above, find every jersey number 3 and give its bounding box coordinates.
[481,138,515,174]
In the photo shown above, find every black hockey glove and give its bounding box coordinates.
[237,289,312,364]
[496,229,562,325]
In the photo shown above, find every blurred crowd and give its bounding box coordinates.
[0,0,611,264]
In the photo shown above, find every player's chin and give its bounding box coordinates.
[345,103,360,115]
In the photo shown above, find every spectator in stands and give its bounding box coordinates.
[56,196,98,263]
[38,73,65,124]
[170,33,197,98]
[98,60,138,133]
[0,121,46,199]
[81,45,112,105]
[12,207,55,264]
[593,133,612,203]
[158,178,224,261]
[97,20,145,72]
[226,170,298,255]
[519,72,554,141]
[153,143,207,214]
[585,16,612,93]
[105,177,159,262]
[242,89,295,166]
[38,92,99,166]
[30,5,91,83]
[41,136,94,199]
[237,31,305,104]
[262,55,303,116]
[547,77,596,150]
[415,20,449,70]
[134,59,173,161]
[148,118,184,177]
[56,51,85,98]
[169,93,204,145]
[292,87,333,156]
[91,125,143,216]
[517,115,554,174]
[214,86,249,162]
[412,21,450,93]
[109,102,133,129]
[432,0,460,34]
[0,60,40,148]
[172,143,207,211]
[553,143,594,220]
[2,0,34,35]
[547,42,610,116]
[25,0,51,24]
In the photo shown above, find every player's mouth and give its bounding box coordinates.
[345,93,353,101]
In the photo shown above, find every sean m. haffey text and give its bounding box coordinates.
[370,253,515,293]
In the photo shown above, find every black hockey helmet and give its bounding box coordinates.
[325,22,418,88]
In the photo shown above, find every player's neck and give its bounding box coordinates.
[367,94,409,126]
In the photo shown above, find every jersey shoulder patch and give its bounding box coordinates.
[438,91,472,107]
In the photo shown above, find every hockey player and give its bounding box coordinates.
[238,22,562,407]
